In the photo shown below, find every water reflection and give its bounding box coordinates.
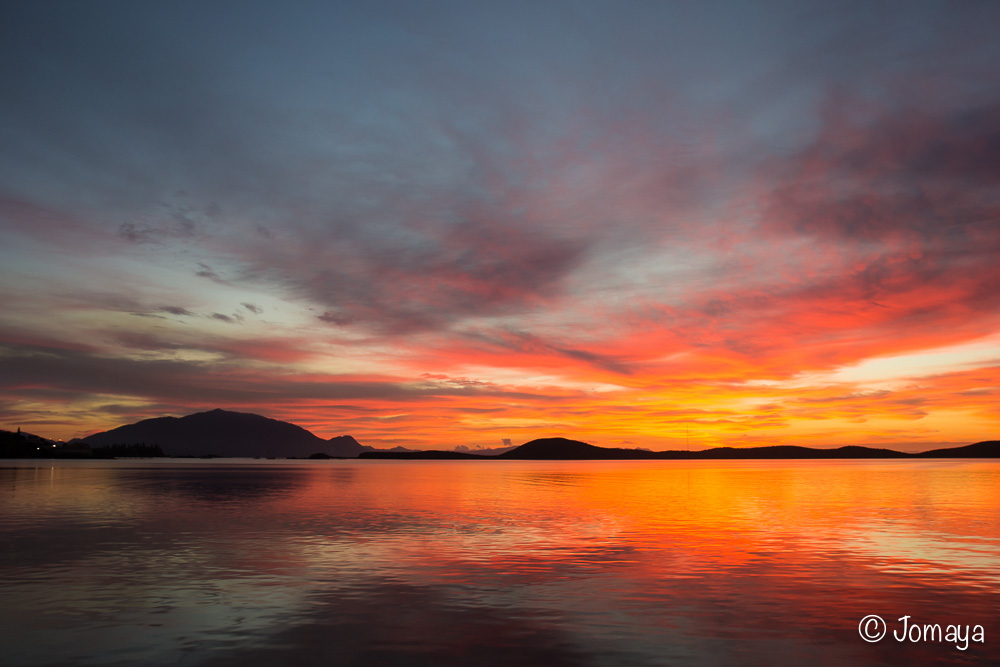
[1,459,998,666]
[138,467,308,503]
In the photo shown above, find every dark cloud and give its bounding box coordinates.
[241,302,262,314]
[692,90,1000,365]
[112,332,186,351]
[116,222,153,243]
[0,342,559,410]
[39,292,201,321]
[318,311,353,326]
[95,402,187,418]
[763,98,1000,247]
[466,329,631,376]
[115,198,206,244]
[196,264,224,281]
[101,329,315,365]
[295,219,590,335]
[62,290,146,313]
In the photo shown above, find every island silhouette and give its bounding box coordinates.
[2,410,997,459]
[361,436,1000,460]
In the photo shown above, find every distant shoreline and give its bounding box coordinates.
[5,412,997,461]
[359,438,1000,461]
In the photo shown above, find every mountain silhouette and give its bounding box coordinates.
[327,434,370,457]
[492,438,1000,460]
[34,412,1000,460]
[916,440,1000,458]
[82,409,372,458]
[496,439,911,460]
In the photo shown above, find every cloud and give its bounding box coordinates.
[739,94,1000,360]
[2,2,1000,448]
[295,218,591,335]
[0,341,560,411]
[0,194,96,240]
[112,332,187,351]
[762,100,1000,247]
[102,328,320,365]
[318,311,353,326]
[115,194,222,244]
[195,264,228,283]
[469,329,632,376]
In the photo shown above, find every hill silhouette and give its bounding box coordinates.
[498,439,999,460]
[1,429,59,457]
[916,440,1000,458]
[499,438,637,459]
[364,438,1000,460]
[14,411,999,460]
[81,409,372,458]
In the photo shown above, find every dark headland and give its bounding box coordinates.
[360,437,1000,460]
[1,410,371,459]
[79,409,372,458]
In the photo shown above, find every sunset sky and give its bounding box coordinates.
[2,1,999,451]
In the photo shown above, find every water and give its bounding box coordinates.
[1,459,998,666]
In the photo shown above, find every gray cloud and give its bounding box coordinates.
[318,311,354,326]
[0,342,562,409]
[465,329,631,376]
[763,100,1000,246]
[195,264,224,281]
[112,332,187,351]
[299,219,590,334]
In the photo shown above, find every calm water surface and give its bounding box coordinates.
[1,459,998,666]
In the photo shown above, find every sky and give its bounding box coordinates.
[2,0,999,451]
